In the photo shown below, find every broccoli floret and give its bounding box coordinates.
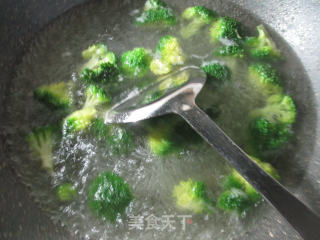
[91,119,133,155]
[180,6,216,39]
[172,179,213,214]
[80,62,119,86]
[63,86,109,133]
[120,48,152,78]
[201,62,231,82]
[182,6,216,24]
[156,36,185,65]
[241,182,261,204]
[245,25,282,61]
[64,107,97,133]
[83,85,110,108]
[80,44,118,86]
[135,8,177,26]
[248,63,282,96]
[135,0,176,26]
[146,114,191,156]
[224,156,280,203]
[248,94,296,154]
[144,0,167,11]
[223,171,244,190]
[212,46,245,74]
[257,159,281,180]
[217,189,250,213]
[34,82,71,110]
[213,45,245,58]
[147,127,173,156]
[88,171,133,222]
[57,183,77,202]
[26,125,59,174]
[150,59,172,75]
[250,94,296,125]
[150,36,185,75]
[210,17,242,43]
[81,43,117,71]
[249,117,293,153]
[249,63,281,85]
[82,44,108,60]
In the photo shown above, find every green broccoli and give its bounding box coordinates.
[224,156,280,203]
[146,115,188,156]
[91,119,133,155]
[63,86,110,133]
[247,67,296,154]
[248,63,282,96]
[57,183,77,202]
[212,45,245,74]
[156,35,185,65]
[135,8,177,26]
[172,179,213,214]
[217,189,250,213]
[34,82,72,110]
[250,94,296,125]
[201,62,231,82]
[210,17,242,43]
[26,125,59,174]
[135,0,176,26]
[80,62,118,86]
[88,171,133,222]
[81,43,117,71]
[147,126,173,156]
[149,58,172,75]
[180,6,216,39]
[249,117,293,153]
[120,48,153,77]
[82,85,110,108]
[245,25,282,61]
[213,45,245,58]
[150,36,185,75]
[144,0,167,10]
[64,107,97,133]
[82,44,108,60]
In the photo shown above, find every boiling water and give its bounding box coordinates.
[7,0,307,239]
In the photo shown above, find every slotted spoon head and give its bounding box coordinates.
[104,66,206,124]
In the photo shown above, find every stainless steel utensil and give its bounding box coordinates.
[105,67,320,240]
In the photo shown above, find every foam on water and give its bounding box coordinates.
[6,0,304,239]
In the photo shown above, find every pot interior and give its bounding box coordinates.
[2,0,320,239]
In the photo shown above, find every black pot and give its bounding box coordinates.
[0,0,319,239]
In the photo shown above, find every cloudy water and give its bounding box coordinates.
[5,0,308,239]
